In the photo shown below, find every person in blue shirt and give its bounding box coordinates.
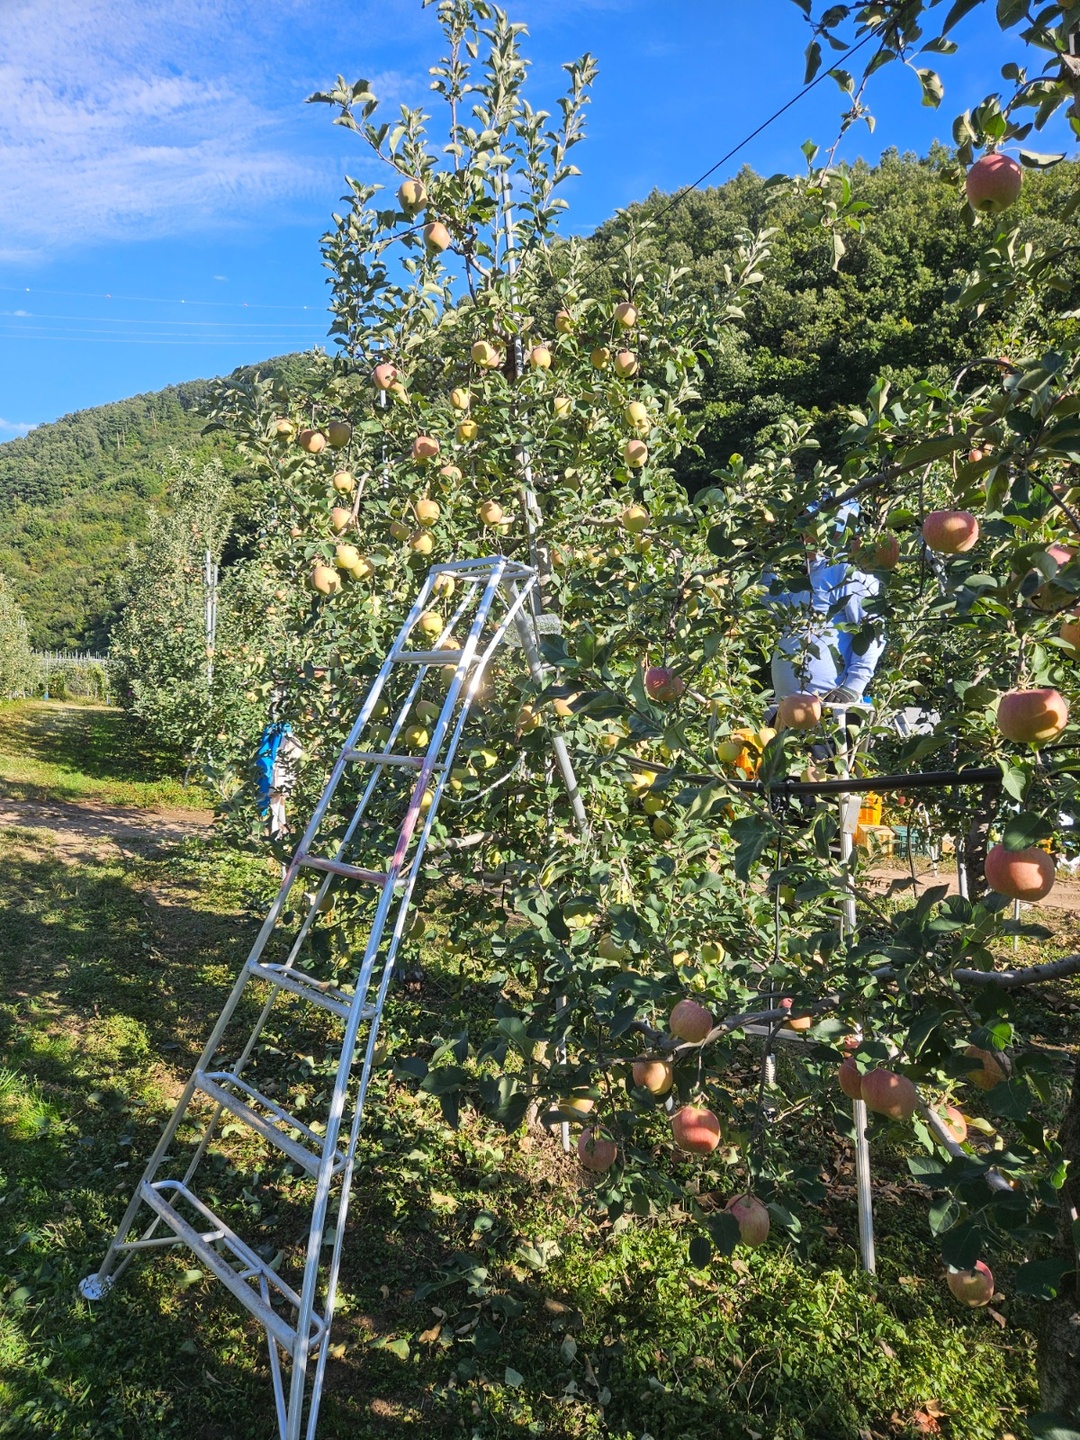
[765,503,886,707]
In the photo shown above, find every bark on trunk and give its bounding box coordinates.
[1034,1051,1080,1420]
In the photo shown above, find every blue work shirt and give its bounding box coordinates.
[766,556,885,700]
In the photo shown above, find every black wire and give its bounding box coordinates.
[627,25,882,237]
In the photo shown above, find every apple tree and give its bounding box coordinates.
[207,0,1080,1421]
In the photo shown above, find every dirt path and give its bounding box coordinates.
[0,795,213,864]
[870,861,1080,915]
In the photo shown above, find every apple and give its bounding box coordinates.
[334,543,361,572]
[621,504,649,534]
[942,1105,968,1144]
[855,533,900,569]
[615,300,638,328]
[623,439,648,468]
[411,435,440,462]
[578,1128,618,1172]
[398,178,427,213]
[333,470,356,494]
[423,221,451,253]
[861,1068,917,1121]
[947,1261,994,1306]
[478,499,504,526]
[456,418,478,443]
[471,339,503,369]
[389,519,411,542]
[645,666,685,703]
[590,346,611,370]
[777,692,822,730]
[450,387,470,410]
[409,530,434,555]
[966,152,1022,214]
[1030,543,1074,612]
[389,380,408,401]
[632,1058,673,1094]
[965,1045,1009,1090]
[613,350,639,378]
[922,510,979,554]
[529,345,552,370]
[417,610,443,638]
[558,1095,594,1121]
[596,933,627,962]
[298,428,326,454]
[669,997,713,1043]
[553,395,573,418]
[1060,611,1080,657]
[310,564,341,596]
[838,1057,864,1100]
[329,506,352,533]
[625,400,650,436]
[414,498,441,528]
[274,418,295,438]
[403,724,429,750]
[439,464,462,484]
[552,691,581,718]
[516,703,541,734]
[289,524,303,539]
[326,421,352,449]
[996,687,1068,744]
[372,362,398,390]
[725,1193,770,1248]
[984,843,1055,901]
[671,1105,722,1154]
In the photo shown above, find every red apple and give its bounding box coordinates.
[966,153,1023,214]
[777,692,822,730]
[373,362,398,391]
[922,510,979,554]
[838,1057,864,1100]
[615,300,638,328]
[855,533,900,570]
[297,428,326,454]
[984,843,1055,902]
[860,1068,917,1122]
[671,1105,722,1154]
[996,687,1068,745]
[645,666,685,703]
[725,1193,770,1248]
[1030,544,1074,612]
[411,435,440,462]
[669,998,713,1043]
[577,1128,618,1172]
[941,1105,968,1144]
[1060,612,1080,657]
[947,1260,994,1306]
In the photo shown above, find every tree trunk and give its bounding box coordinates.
[1033,1051,1080,1420]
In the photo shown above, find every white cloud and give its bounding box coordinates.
[0,419,38,438]
[0,0,348,257]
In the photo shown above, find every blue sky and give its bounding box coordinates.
[0,0,1053,435]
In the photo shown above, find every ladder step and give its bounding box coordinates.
[343,750,425,768]
[249,961,376,1022]
[394,649,465,665]
[195,1071,345,1179]
[298,855,390,885]
[137,1180,325,1358]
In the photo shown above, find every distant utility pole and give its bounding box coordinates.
[204,546,219,693]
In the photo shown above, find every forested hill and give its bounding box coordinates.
[3,151,1075,650]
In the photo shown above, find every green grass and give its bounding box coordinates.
[0,708,1054,1438]
[0,701,208,810]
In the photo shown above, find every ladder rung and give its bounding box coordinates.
[298,855,390,885]
[138,1180,325,1357]
[344,750,425,767]
[394,649,465,665]
[249,962,376,1022]
[195,1071,345,1178]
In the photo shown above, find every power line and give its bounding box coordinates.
[644,26,882,231]
[0,333,324,347]
[0,312,328,329]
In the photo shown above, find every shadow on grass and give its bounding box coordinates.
[0,700,179,787]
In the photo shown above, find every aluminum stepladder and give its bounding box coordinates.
[79,555,575,1440]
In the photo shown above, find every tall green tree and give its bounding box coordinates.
[0,573,37,697]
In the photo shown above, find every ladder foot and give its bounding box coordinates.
[78,1274,114,1302]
